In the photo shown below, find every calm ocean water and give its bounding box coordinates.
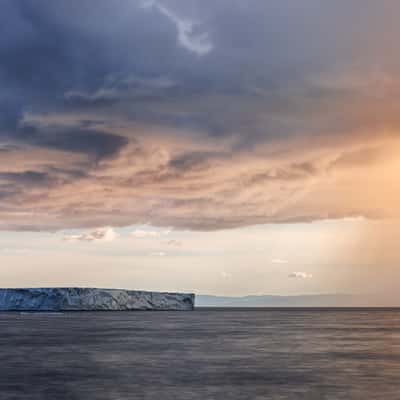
[0,309,400,399]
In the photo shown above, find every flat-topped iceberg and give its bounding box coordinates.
[0,288,195,311]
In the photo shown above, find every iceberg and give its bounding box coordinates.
[0,287,195,311]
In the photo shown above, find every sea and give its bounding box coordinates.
[0,308,399,399]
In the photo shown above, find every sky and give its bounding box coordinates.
[1,0,400,301]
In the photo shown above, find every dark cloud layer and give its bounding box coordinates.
[17,124,128,161]
[1,0,400,230]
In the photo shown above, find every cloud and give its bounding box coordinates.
[271,259,289,264]
[220,271,232,279]
[131,230,160,238]
[0,170,53,186]
[2,1,400,231]
[17,125,129,161]
[0,143,18,153]
[142,1,213,56]
[63,227,118,242]
[130,229,167,238]
[288,272,313,279]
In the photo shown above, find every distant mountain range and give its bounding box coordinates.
[196,294,376,307]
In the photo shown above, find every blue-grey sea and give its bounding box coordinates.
[1,308,400,399]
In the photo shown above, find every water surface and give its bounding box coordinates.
[1,308,400,399]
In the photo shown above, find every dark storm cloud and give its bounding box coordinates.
[0,0,350,138]
[1,0,396,141]
[16,124,128,161]
[0,171,51,185]
[1,0,400,230]
[168,151,227,171]
[42,130,128,161]
[0,0,191,132]
[0,170,54,203]
[0,144,19,153]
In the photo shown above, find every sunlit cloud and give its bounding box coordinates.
[63,227,118,242]
[220,271,232,280]
[131,229,161,238]
[288,272,313,279]
[131,229,170,238]
[271,258,288,264]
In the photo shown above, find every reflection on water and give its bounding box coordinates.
[0,309,400,399]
